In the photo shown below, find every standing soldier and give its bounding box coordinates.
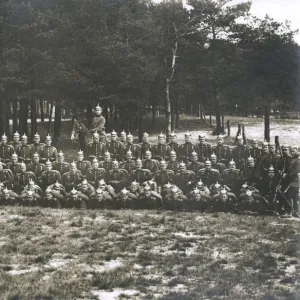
[232,135,248,170]
[0,134,14,164]
[130,158,152,184]
[179,132,195,163]
[247,140,261,162]
[240,156,257,186]
[197,160,220,187]
[7,153,22,176]
[14,163,36,194]
[143,150,159,175]
[9,131,21,150]
[120,130,127,146]
[107,130,124,161]
[38,134,58,163]
[167,151,180,174]
[152,133,171,161]
[62,161,83,192]
[31,133,45,153]
[212,135,231,165]
[120,150,136,175]
[168,132,179,154]
[27,152,46,180]
[40,160,62,189]
[86,158,107,187]
[125,133,141,160]
[52,151,70,176]
[16,134,34,164]
[210,153,226,174]
[0,162,14,187]
[195,134,212,163]
[90,104,106,139]
[140,132,153,159]
[154,160,175,193]
[175,162,196,194]
[187,151,205,175]
[107,160,128,192]
[221,159,242,195]
[87,132,106,162]
[76,150,92,176]
[100,151,113,172]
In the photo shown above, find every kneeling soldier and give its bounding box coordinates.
[138,185,162,210]
[44,188,65,209]
[66,188,89,209]
[210,189,237,213]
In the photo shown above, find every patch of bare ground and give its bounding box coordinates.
[0,207,299,299]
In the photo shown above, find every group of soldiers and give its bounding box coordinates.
[0,128,299,218]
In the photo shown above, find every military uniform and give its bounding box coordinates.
[0,169,14,187]
[167,160,180,174]
[154,169,175,188]
[62,171,83,192]
[212,144,231,165]
[221,169,241,195]
[175,170,196,194]
[210,193,237,213]
[140,142,153,159]
[0,144,14,163]
[211,162,226,175]
[44,191,65,209]
[143,159,159,175]
[187,161,205,175]
[87,141,106,161]
[76,160,92,176]
[138,193,162,210]
[130,168,151,184]
[167,142,180,155]
[247,147,262,162]
[86,167,107,186]
[31,142,45,153]
[15,171,36,193]
[100,161,113,172]
[197,168,220,186]
[66,192,89,209]
[258,153,280,179]
[89,192,113,209]
[16,144,34,163]
[195,143,212,162]
[6,162,22,176]
[38,145,58,163]
[120,160,136,175]
[239,166,257,186]
[179,142,195,163]
[125,144,141,160]
[8,141,21,151]
[164,192,187,211]
[52,161,70,176]
[239,192,271,214]
[107,169,128,191]
[91,115,106,135]
[152,144,171,161]
[40,170,62,188]
[27,162,46,179]
[107,141,124,161]
[232,145,248,169]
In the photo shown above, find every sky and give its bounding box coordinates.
[153,0,300,44]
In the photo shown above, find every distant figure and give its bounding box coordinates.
[91,104,106,142]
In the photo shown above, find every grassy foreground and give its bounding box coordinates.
[0,207,299,300]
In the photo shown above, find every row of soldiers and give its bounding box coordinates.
[0,130,299,217]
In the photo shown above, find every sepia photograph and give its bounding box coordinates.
[0,0,299,299]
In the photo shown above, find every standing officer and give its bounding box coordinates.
[107,130,124,161]
[0,134,14,164]
[90,104,106,139]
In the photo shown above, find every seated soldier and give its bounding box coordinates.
[187,151,204,174]
[141,177,158,193]
[232,135,248,170]
[14,163,36,194]
[154,160,175,194]
[197,160,220,187]
[76,150,92,176]
[129,180,142,198]
[20,190,41,206]
[52,151,70,176]
[21,179,43,196]
[100,151,113,172]
[143,150,159,175]
[120,150,136,175]
[212,135,231,165]
[193,180,210,196]
[8,131,21,150]
[31,132,45,153]
[220,159,242,195]
[43,187,65,209]
[40,160,61,189]
[77,179,95,198]
[0,162,14,188]
[163,186,187,211]
[209,182,223,196]
[210,152,226,174]
[107,160,128,192]
[90,188,113,209]
[239,189,272,215]
[240,155,257,187]
[210,188,237,213]
[125,133,141,160]
[96,179,116,198]
[87,132,106,162]
[16,134,33,163]
[6,153,22,176]
[0,186,19,206]
[114,188,137,209]
[175,162,196,195]
[65,188,89,209]
[188,188,211,212]
[0,133,14,164]
[37,134,58,163]
[62,161,83,192]
[47,181,67,198]
[167,151,180,174]
[27,152,46,180]
[138,185,162,210]
[130,158,151,184]
[86,158,107,187]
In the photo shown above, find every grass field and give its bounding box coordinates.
[0,207,299,300]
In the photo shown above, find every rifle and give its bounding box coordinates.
[276,187,300,218]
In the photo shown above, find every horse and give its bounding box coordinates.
[71,117,93,154]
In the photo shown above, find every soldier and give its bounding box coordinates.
[21,179,43,196]
[37,134,58,163]
[164,186,187,211]
[167,151,180,174]
[175,162,196,194]
[212,135,231,165]
[115,188,137,209]
[107,160,128,191]
[194,180,210,196]
[152,133,171,161]
[47,181,67,198]
[179,132,195,163]
[20,190,41,206]
[16,134,33,164]
[62,161,83,192]
[282,145,300,218]
[221,160,242,195]
[120,130,127,146]
[97,179,116,199]
[40,160,62,189]
[52,151,70,176]
[14,163,36,194]
[138,185,162,210]
[0,162,14,187]
[143,150,159,175]
[195,134,212,163]
[210,152,226,174]
[27,152,46,180]
[210,189,237,213]
[77,179,95,198]
[0,133,14,164]
[129,180,142,198]
[86,158,107,186]
[168,132,179,154]
[9,131,21,150]
[100,151,113,172]
[90,188,113,209]
[31,132,45,153]
[125,133,141,160]
[43,187,65,208]
[66,188,89,209]
[142,178,158,193]
[90,104,106,138]
[120,150,136,175]
[240,156,257,186]
[76,150,92,176]
[187,151,205,174]
[107,130,124,161]
[154,160,175,193]
[1,187,19,206]
[130,158,151,184]
[188,188,211,212]
[140,132,153,159]
[197,160,220,187]
[255,141,270,178]
[6,153,22,176]
[87,132,106,162]
[232,135,248,169]
[246,140,262,162]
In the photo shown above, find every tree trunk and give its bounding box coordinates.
[171,94,175,131]
[209,107,212,126]
[165,78,171,142]
[47,101,54,134]
[175,94,179,129]
[0,98,4,136]
[86,102,93,129]
[40,99,44,122]
[152,100,156,128]
[227,120,230,136]
[19,99,28,136]
[138,111,143,143]
[264,105,270,142]
[31,98,37,142]
[221,106,224,134]
[54,100,62,145]
[13,98,18,134]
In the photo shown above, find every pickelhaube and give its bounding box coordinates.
[170,150,176,156]
[121,188,128,195]
[143,132,149,138]
[143,185,151,192]
[120,130,126,137]
[126,149,133,155]
[58,150,64,157]
[131,180,139,186]
[112,159,119,165]
[179,161,186,168]
[169,131,176,137]
[27,190,34,197]
[196,180,204,188]
[45,134,51,140]
[111,130,117,136]
[70,160,76,168]
[29,179,35,185]
[3,187,9,195]
[246,189,253,197]
[158,132,165,138]
[185,131,191,137]
[46,159,52,166]
[78,149,84,155]
[136,158,142,163]
[81,179,88,185]
[237,135,243,140]
[229,159,236,166]
[1,133,7,140]
[70,187,78,195]
[34,132,40,138]
[96,103,102,110]
[93,132,99,138]
[210,152,217,159]
[92,157,99,164]
[247,155,254,162]
[127,132,133,139]
[145,150,152,155]
[269,165,275,172]
[192,188,200,195]
[220,188,227,196]
[14,131,20,137]
[33,152,39,158]
[104,150,110,156]
[11,153,18,159]
[21,133,27,139]
[191,150,197,157]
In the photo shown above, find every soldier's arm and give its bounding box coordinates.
[52,190,65,201]
[151,191,162,200]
